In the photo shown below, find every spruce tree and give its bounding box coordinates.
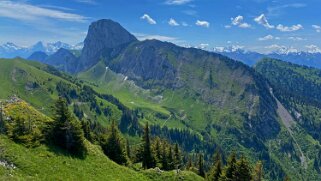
[186,156,193,170]
[198,153,205,177]
[220,151,237,180]
[102,120,128,165]
[126,139,131,160]
[50,97,86,157]
[142,122,155,169]
[167,147,175,170]
[208,151,222,181]
[161,143,168,170]
[153,137,162,166]
[252,161,264,181]
[234,156,252,181]
[174,143,181,169]
[0,101,4,134]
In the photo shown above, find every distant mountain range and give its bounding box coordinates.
[0,41,83,58]
[213,46,321,69]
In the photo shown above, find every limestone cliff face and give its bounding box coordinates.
[77,19,137,72]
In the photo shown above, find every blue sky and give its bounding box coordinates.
[0,0,321,53]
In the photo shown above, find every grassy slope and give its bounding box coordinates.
[255,58,321,179]
[0,98,202,181]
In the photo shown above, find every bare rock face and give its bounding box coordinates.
[77,19,137,72]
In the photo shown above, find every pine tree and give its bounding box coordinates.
[208,151,222,181]
[0,101,4,134]
[153,137,162,166]
[161,143,168,170]
[167,147,175,170]
[142,122,155,169]
[102,120,128,165]
[252,161,264,181]
[186,156,193,170]
[198,153,205,177]
[234,156,252,181]
[50,97,86,157]
[126,139,131,160]
[220,151,237,180]
[174,143,181,169]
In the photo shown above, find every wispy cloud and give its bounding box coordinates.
[0,1,88,22]
[288,36,305,41]
[312,25,321,33]
[74,0,97,5]
[168,18,180,26]
[276,24,303,32]
[140,14,156,25]
[165,0,193,5]
[230,15,251,28]
[267,3,306,17]
[305,45,321,53]
[195,20,210,28]
[258,35,280,41]
[133,33,183,44]
[254,14,274,29]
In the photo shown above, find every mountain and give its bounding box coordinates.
[213,46,321,69]
[27,51,48,62]
[0,58,202,181]
[0,41,83,59]
[255,58,321,174]
[2,19,321,180]
[45,48,78,73]
[77,19,137,72]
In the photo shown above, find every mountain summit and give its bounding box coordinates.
[77,19,137,72]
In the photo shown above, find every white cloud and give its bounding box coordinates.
[276,24,303,32]
[254,14,274,29]
[134,33,180,43]
[165,0,192,5]
[168,18,179,26]
[258,35,278,41]
[312,25,321,33]
[0,1,88,22]
[305,45,321,53]
[181,22,188,26]
[140,14,156,25]
[288,36,305,41]
[74,0,97,5]
[195,20,210,28]
[230,15,251,28]
[198,43,209,49]
[265,44,298,54]
[225,25,232,29]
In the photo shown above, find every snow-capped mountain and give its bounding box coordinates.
[0,41,83,58]
[213,46,321,69]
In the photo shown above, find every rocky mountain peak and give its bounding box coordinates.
[77,19,137,71]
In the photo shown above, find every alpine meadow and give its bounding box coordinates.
[1,0,321,180]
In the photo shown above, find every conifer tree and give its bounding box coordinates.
[126,139,131,160]
[234,155,252,181]
[252,161,264,181]
[153,137,162,166]
[186,156,193,170]
[50,97,86,157]
[167,147,175,170]
[174,143,181,169]
[220,151,237,180]
[161,143,168,170]
[142,122,155,169]
[284,175,291,181]
[102,120,128,165]
[198,153,205,177]
[208,150,222,181]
